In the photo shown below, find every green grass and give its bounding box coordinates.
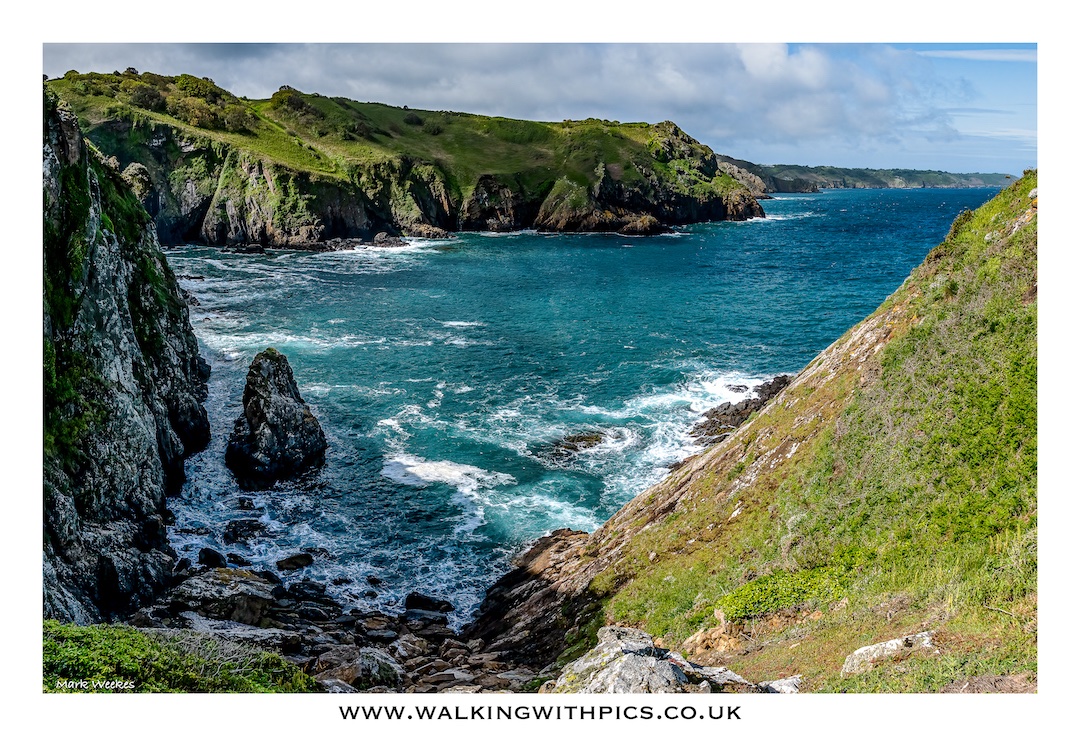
[584,172,1038,691]
[43,620,318,693]
[46,72,747,223]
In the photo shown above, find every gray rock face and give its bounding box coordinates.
[225,348,327,483]
[43,90,211,623]
[841,631,937,676]
[313,645,405,690]
[548,627,774,694]
[165,568,278,626]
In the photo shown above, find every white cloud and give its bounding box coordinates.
[41,42,1036,172]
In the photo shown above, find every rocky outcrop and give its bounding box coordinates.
[690,375,792,446]
[542,627,774,693]
[840,631,937,676]
[224,348,327,484]
[43,90,211,623]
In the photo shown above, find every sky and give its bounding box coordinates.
[41,42,1037,175]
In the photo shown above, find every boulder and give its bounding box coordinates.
[165,568,278,626]
[548,627,778,694]
[841,631,937,676]
[225,348,327,484]
[197,548,227,569]
[313,645,405,690]
[404,592,455,613]
[276,553,314,571]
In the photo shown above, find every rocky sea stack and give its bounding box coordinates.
[225,348,327,484]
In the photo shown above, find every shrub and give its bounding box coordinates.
[43,620,318,693]
[716,567,848,620]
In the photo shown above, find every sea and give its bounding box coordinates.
[165,187,999,626]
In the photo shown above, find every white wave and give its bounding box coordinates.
[381,454,515,496]
[440,321,486,328]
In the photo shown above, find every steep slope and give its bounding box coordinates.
[43,89,211,623]
[46,71,762,245]
[467,172,1037,692]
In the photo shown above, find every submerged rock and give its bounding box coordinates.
[225,348,327,484]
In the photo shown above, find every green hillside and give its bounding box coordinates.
[718,155,1014,192]
[604,172,1036,691]
[471,172,1037,693]
[46,71,760,244]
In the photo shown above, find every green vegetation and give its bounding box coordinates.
[716,566,848,621]
[43,620,318,693]
[720,154,1014,190]
[587,172,1037,691]
[46,71,751,237]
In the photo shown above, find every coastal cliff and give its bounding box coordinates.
[466,172,1037,692]
[717,154,1014,196]
[43,89,211,623]
[46,71,763,245]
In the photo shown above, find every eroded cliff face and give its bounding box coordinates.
[73,115,762,245]
[43,91,210,623]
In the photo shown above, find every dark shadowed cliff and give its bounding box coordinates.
[43,89,211,622]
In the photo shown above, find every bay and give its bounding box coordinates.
[165,187,999,625]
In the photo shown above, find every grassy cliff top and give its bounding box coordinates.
[47,70,739,202]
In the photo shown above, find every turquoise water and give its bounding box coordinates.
[166,187,998,625]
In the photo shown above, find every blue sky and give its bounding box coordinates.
[42,42,1036,175]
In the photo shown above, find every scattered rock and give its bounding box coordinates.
[223,518,268,544]
[276,553,315,571]
[405,592,455,613]
[841,631,937,676]
[197,548,227,569]
[224,348,327,484]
